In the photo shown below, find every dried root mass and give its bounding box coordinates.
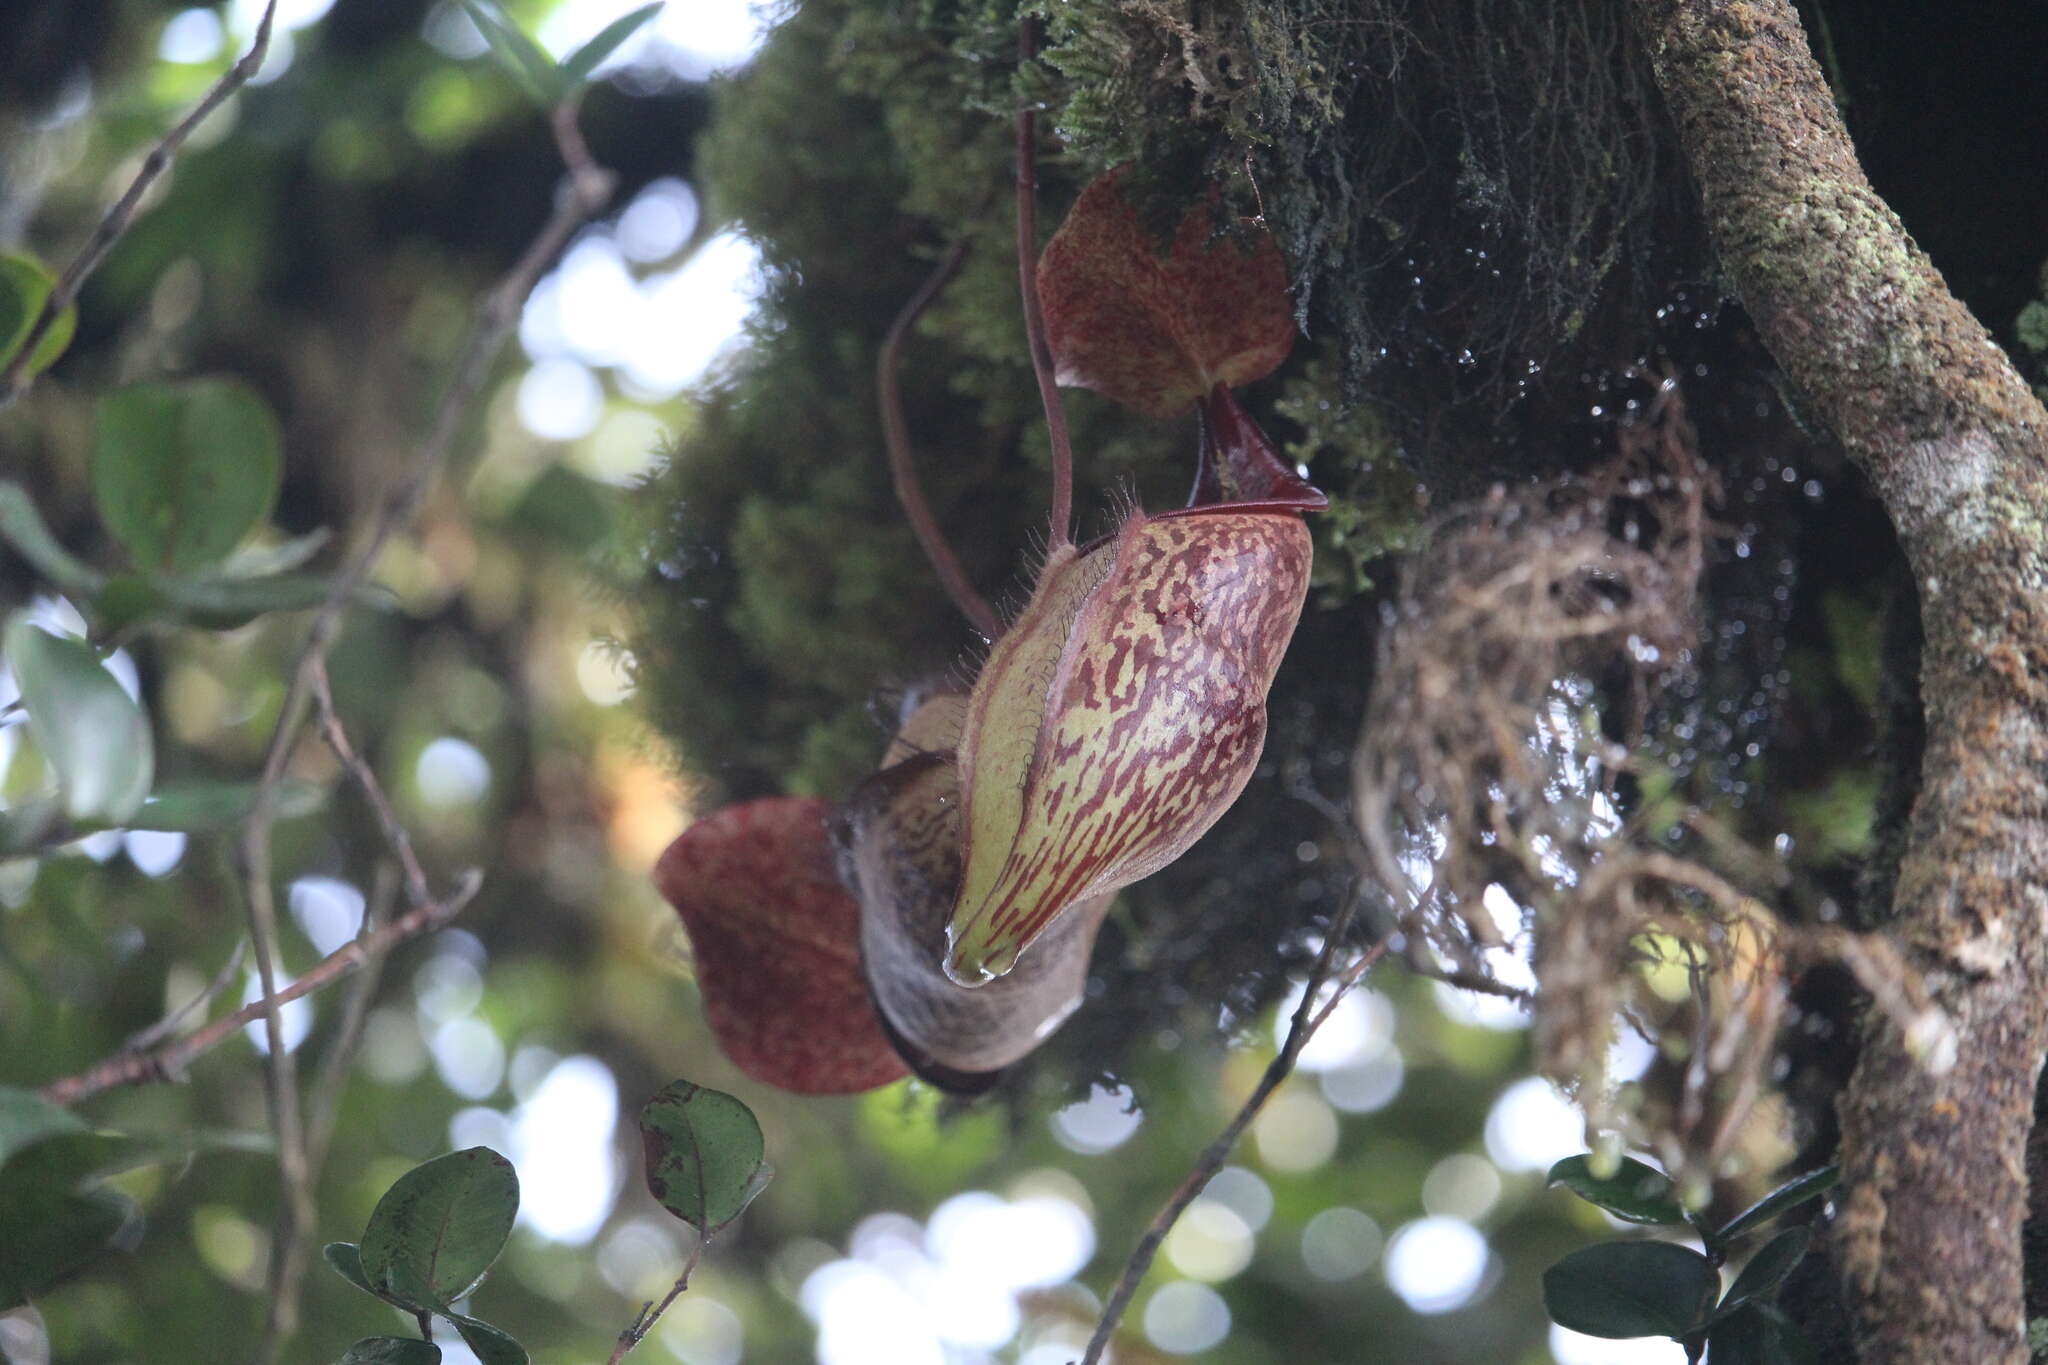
[1353,384,1940,1180]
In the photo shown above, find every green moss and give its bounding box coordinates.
[1782,768,1878,862]
[1821,589,1882,713]
[1272,345,1422,599]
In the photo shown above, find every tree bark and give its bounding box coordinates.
[1628,1,2048,1360]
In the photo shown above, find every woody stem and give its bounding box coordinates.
[1016,20,1074,550]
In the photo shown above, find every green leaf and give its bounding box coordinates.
[93,574,170,637]
[150,570,348,625]
[0,251,76,379]
[1715,1166,1839,1244]
[358,1147,520,1310]
[0,1085,86,1168]
[0,1184,131,1310]
[559,3,663,82]
[337,1339,442,1365]
[1706,1304,1816,1364]
[0,1120,138,1310]
[5,617,154,823]
[459,1,565,105]
[1716,1226,1811,1320]
[1543,1240,1720,1340]
[323,1241,382,1299]
[0,797,63,857]
[7,1132,147,1188]
[92,378,283,572]
[218,528,331,578]
[104,566,389,634]
[134,779,328,833]
[638,1079,770,1232]
[446,1312,528,1365]
[0,483,106,597]
[1548,1153,1688,1226]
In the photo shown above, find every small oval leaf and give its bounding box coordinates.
[0,1130,138,1311]
[358,1147,519,1309]
[5,617,154,823]
[337,1339,443,1365]
[0,251,76,379]
[560,2,662,82]
[447,1312,528,1365]
[0,482,106,597]
[1715,1165,1839,1244]
[459,0,565,105]
[1543,1240,1719,1340]
[92,378,283,572]
[135,779,327,833]
[0,1186,132,1311]
[1548,1154,1688,1226]
[1716,1226,1811,1319]
[638,1079,768,1233]
[1706,1303,1816,1364]
[322,1241,381,1300]
[0,1085,88,1169]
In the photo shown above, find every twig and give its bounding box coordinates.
[1075,924,1389,1365]
[36,869,480,1108]
[606,1237,708,1364]
[878,240,1002,638]
[229,94,615,1364]
[1015,21,1075,550]
[310,659,431,911]
[0,2,280,408]
[121,939,248,1055]
[304,864,397,1210]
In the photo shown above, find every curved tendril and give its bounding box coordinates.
[877,239,1002,639]
[1015,20,1075,552]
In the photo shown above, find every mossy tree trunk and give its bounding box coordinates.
[1630,0,2048,1360]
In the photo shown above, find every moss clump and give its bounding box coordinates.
[1272,345,1423,599]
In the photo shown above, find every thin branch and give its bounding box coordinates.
[228,93,613,1365]
[241,836,312,1363]
[311,658,432,911]
[606,1237,708,1364]
[305,864,398,1180]
[1015,21,1074,550]
[0,2,280,408]
[1076,925,1389,1365]
[121,939,248,1055]
[879,240,1002,638]
[37,869,480,1107]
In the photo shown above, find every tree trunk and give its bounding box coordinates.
[1628,1,2048,1360]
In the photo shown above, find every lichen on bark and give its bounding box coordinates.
[1630,0,2048,1360]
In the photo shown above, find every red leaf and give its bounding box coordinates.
[654,798,908,1094]
[1039,167,1295,418]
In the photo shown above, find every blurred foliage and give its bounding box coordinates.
[0,1,2040,1364]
